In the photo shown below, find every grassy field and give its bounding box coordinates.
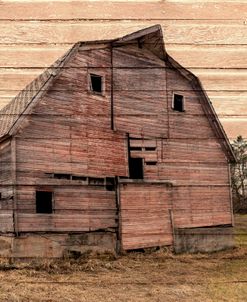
[1,215,247,302]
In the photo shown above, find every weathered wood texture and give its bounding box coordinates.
[16,46,128,180]
[7,43,231,241]
[0,211,14,233]
[0,0,245,139]
[15,183,118,232]
[8,46,125,235]
[15,183,117,232]
[0,2,246,20]
[120,183,173,250]
[173,186,232,228]
[17,212,116,233]
[115,40,231,248]
[0,18,236,253]
[16,185,116,211]
[0,139,14,210]
[114,44,168,137]
[116,42,232,249]
[0,139,11,184]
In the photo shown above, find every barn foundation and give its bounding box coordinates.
[0,232,117,258]
[174,226,235,253]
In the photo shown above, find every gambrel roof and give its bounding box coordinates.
[0,25,236,162]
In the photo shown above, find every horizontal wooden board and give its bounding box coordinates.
[210,96,247,116]
[0,94,246,117]
[0,43,247,69]
[0,21,246,45]
[172,185,232,228]
[0,2,247,20]
[221,118,247,140]
[0,46,67,68]
[0,113,245,141]
[0,99,236,117]
[17,213,117,232]
[0,45,247,69]
[167,45,247,69]
[1,68,247,91]
[158,162,229,185]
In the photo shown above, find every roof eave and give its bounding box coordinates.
[166,54,236,163]
[0,134,11,144]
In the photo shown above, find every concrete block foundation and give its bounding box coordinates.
[0,232,117,258]
[174,226,235,253]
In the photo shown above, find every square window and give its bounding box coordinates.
[36,191,53,214]
[90,74,103,94]
[129,157,144,179]
[173,94,184,112]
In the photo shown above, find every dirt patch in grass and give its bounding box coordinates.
[0,216,247,301]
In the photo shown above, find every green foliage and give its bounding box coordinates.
[231,136,247,212]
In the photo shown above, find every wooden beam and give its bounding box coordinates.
[110,43,114,130]
[11,137,18,236]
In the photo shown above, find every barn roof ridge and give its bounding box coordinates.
[0,25,236,162]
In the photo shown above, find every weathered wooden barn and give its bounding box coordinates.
[0,25,236,257]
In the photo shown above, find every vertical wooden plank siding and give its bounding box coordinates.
[0,139,14,232]
[11,137,18,235]
[113,44,168,137]
[0,139,14,210]
[120,183,173,250]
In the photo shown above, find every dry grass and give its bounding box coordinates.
[1,216,247,301]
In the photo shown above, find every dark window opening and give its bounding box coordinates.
[106,177,115,191]
[145,147,156,151]
[173,94,184,112]
[89,177,104,186]
[130,146,142,151]
[146,161,157,166]
[129,158,143,179]
[90,74,102,93]
[54,173,71,180]
[72,175,87,181]
[137,39,143,49]
[36,191,53,214]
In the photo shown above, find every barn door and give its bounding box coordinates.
[119,182,173,250]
